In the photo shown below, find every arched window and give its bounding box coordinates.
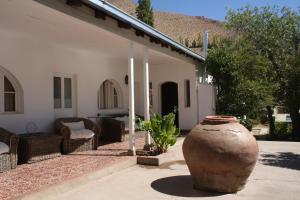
[0,66,23,114]
[98,80,123,109]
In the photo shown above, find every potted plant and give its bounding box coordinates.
[138,111,180,155]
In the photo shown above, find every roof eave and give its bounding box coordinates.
[84,0,205,62]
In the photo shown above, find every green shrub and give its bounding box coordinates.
[239,118,253,131]
[138,112,180,154]
[274,122,292,135]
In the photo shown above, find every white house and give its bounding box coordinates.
[273,106,292,123]
[0,0,215,153]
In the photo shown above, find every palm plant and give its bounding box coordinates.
[138,112,180,154]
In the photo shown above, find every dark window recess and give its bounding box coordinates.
[184,80,191,107]
[53,77,62,109]
[4,76,16,112]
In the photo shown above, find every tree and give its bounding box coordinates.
[191,39,197,48]
[197,33,203,48]
[136,0,154,27]
[184,38,190,48]
[225,6,300,137]
[206,38,274,119]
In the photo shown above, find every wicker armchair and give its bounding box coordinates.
[54,117,100,154]
[101,117,126,142]
[0,128,18,173]
[101,114,143,142]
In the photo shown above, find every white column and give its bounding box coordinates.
[128,41,136,155]
[143,47,151,145]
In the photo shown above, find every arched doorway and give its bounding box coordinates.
[161,82,179,127]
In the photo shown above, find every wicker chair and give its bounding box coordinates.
[101,117,126,142]
[101,114,143,142]
[54,117,100,154]
[0,128,18,173]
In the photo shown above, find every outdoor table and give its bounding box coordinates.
[18,132,62,164]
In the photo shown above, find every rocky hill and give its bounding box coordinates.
[107,0,228,50]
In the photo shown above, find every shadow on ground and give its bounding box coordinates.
[138,160,187,170]
[151,175,224,197]
[260,152,300,171]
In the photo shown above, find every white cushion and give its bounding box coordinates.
[114,116,128,123]
[63,121,85,131]
[70,129,95,139]
[0,142,9,154]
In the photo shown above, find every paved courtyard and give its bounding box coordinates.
[25,138,300,200]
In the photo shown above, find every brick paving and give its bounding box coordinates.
[0,138,144,200]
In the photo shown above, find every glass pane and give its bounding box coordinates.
[64,78,72,108]
[54,77,61,108]
[114,89,118,108]
[4,76,15,92]
[4,93,15,112]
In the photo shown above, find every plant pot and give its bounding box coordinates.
[182,116,259,193]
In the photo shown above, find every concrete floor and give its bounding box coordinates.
[31,139,300,200]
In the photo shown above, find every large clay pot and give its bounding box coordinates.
[182,116,259,193]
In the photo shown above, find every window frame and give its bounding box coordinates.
[0,66,23,114]
[53,74,74,110]
[98,79,123,110]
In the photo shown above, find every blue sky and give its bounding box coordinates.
[133,0,299,21]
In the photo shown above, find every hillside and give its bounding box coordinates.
[107,0,228,50]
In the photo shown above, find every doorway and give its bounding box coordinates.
[161,82,179,127]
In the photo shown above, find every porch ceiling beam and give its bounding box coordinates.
[143,47,151,146]
[128,41,136,156]
[66,0,83,7]
[135,30,145,37]
[94,10,106,20]
[118,21,131,29]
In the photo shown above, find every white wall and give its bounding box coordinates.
[148,63,198,130]
[198,84,216,122]
[0,29,212,133]
[0,30,129,133]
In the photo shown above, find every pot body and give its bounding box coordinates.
[182,116,259,193]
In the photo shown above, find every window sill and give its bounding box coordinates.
[0,112,24,115]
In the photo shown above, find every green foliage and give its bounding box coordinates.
[225,6,300,136]
[207,6,300,136]
[138,112,180,154]
[136,0,154,27]
[274,122,293,136]
[206,38,274,119]
[239,118,253,131]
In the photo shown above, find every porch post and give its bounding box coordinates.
[143,47,151,145]
[128,41,136,155]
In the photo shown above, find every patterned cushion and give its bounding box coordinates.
[0,142,9,154]
[70,129,95,139]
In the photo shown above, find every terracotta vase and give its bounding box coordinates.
[182,116,259,193]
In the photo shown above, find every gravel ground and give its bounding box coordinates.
[0,137,144,200]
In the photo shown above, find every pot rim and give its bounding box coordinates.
[203,116,238,124]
